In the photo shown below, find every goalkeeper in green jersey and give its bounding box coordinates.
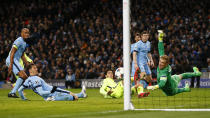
[100,70,148,98]
[147,30,201,96]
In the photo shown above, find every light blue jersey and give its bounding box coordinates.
[6,37,28,61]
[133,40,151,64]
[132,40,151,75]
[18,76,85,101]
[6,37,28,75]
[131,42,139,77]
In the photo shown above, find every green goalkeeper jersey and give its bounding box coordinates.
[157,42,177,96]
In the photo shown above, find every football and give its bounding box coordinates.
[115,67,124,79]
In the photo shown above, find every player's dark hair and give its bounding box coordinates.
[25,63,35,76]
[141,30,149,35]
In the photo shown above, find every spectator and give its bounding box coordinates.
[65,69,76,89]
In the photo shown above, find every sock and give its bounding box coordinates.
[181,72,196,79]
[176,88,185,94]
[10,78,23,93]
[131,86,136,95]
[137,86,144,94]
[75,92,84,98]
[176,87,190,94]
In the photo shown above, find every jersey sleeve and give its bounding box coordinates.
[24,53,32,62]
[158,42,164,56]
[100,79,108,97]
[158,76,167,88]
[133,42,139,52]
[13,39,22,49]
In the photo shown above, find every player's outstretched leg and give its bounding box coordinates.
[181,67,201,79]
[75,85,87,98]
[8,78,23,98]
[176,83,191,94]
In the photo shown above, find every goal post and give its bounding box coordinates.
[123,0,132,111]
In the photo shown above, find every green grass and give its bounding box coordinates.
[0,88,210,118]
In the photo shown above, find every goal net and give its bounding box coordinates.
[123,0,210,111]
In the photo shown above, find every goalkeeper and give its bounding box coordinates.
[100,70,148,98]
[147,30,201,96]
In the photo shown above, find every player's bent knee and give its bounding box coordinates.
[17,71,28,79]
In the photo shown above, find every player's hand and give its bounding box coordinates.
[107,90,113,95]
[140,72,146,79]
[74,95,79,100]
[149,60,154,68]
[8,64,13,76]
[158,30,164,41]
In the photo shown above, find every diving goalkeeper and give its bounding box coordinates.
[147,30,201,96]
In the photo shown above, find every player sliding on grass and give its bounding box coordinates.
[147,30,201,96]
[18,63,87,101]
[100,70,149,98]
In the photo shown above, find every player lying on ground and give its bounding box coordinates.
[99,70,149,98]
[18,63,87,101]
[147,30,201,96]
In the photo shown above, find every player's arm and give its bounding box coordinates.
[100,80,112,98]
[100,80,108,96]
[18,85,27,100]
[8,46,17,75]
[158,30,165,56]
[147,53,154,67]
[133,51,139,70]
[147,76,167,90]
[24,53,33,63]
[21,53,30,66]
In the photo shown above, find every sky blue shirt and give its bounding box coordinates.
[133,40,151,65]
[18,76,53,100]
[6,37,28,62]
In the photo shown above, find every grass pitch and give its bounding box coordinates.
[0,88,210,118]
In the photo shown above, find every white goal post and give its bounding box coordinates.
[122,0,210,111]
[123,0,133,111]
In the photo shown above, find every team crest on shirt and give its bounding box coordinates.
[35,80,39,84]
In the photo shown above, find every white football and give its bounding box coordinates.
[115,67,124,79]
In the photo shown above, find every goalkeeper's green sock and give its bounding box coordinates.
[176,83,190,94]
[181,67,201,79]
[181,72,196,79]
[137,86,144,94]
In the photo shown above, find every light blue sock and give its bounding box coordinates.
[10,78,23,94]
[75,92,84,98]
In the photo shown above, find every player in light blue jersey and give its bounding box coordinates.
[18,63,87,101]
[133,31,154,88]
[6,28,33,98]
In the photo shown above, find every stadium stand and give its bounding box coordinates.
[0,0,209,84]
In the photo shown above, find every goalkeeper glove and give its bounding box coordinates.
[147,85,159,90]
[158,30,164,42]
